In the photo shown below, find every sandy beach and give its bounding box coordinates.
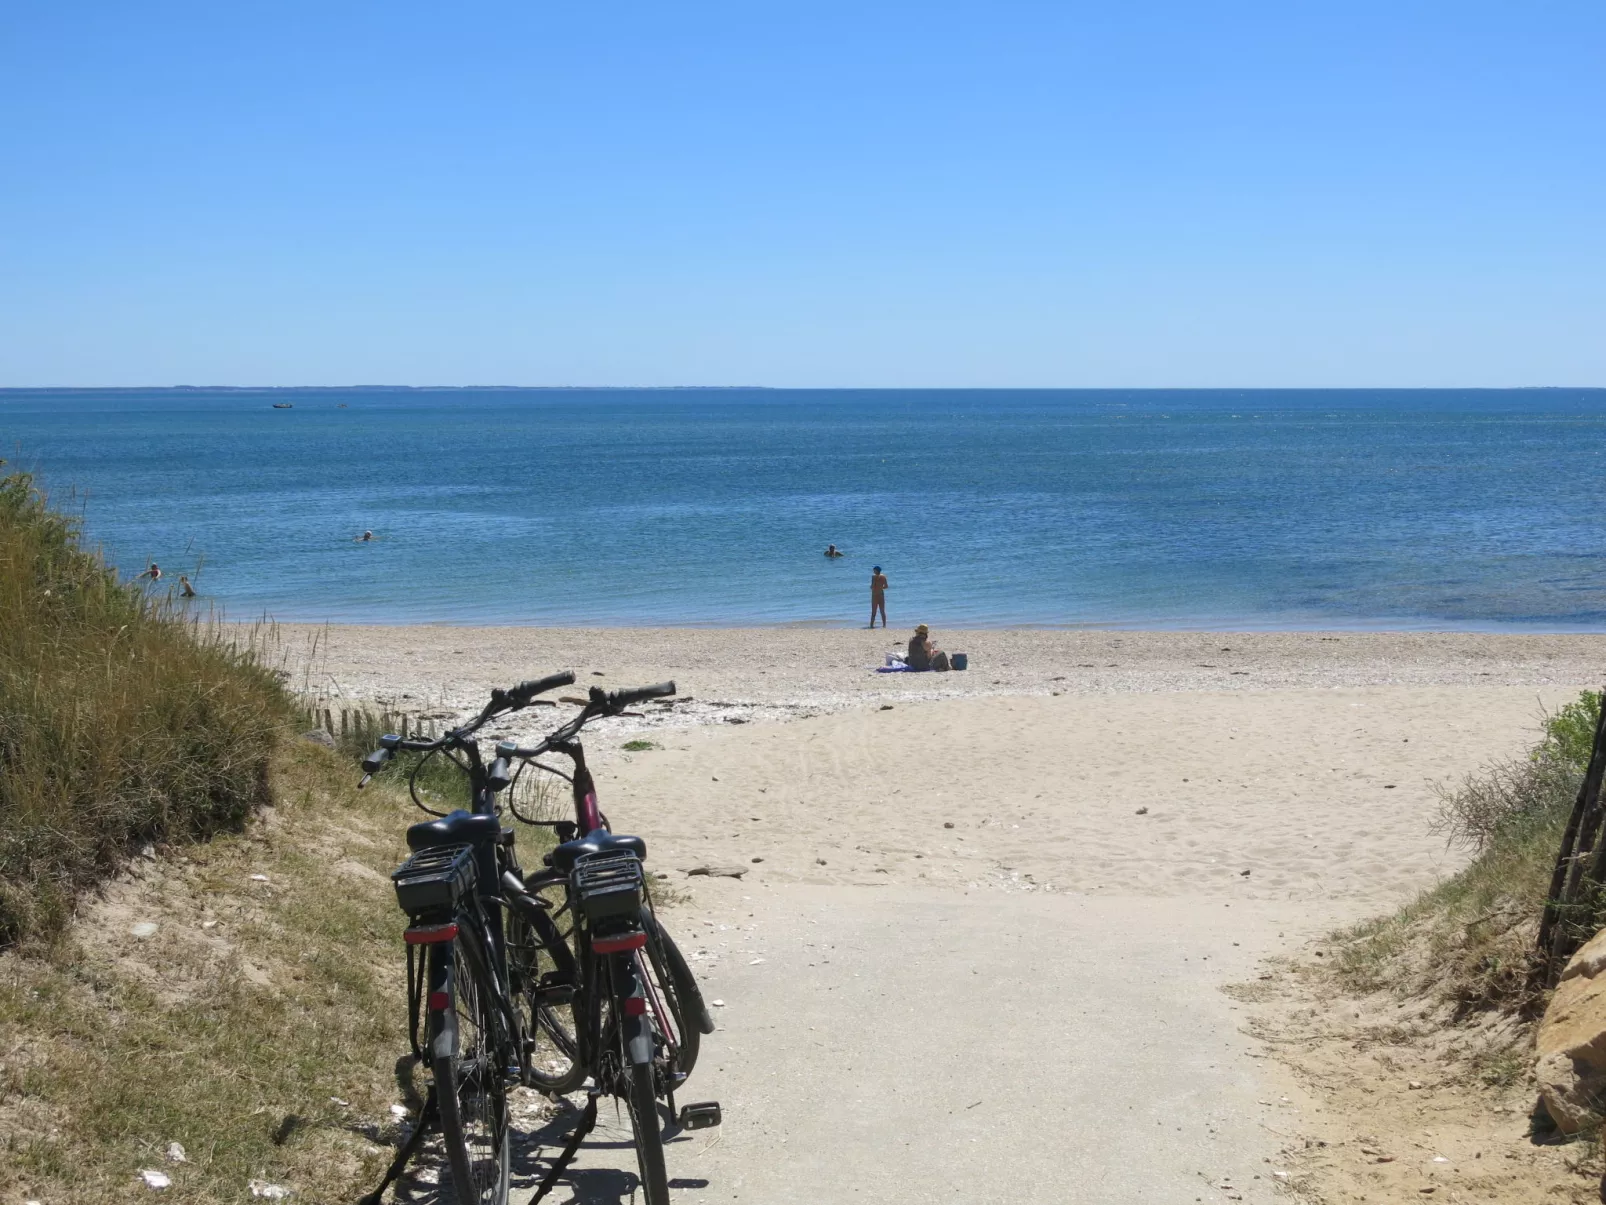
[270,625,1603,1202]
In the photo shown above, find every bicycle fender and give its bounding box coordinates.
[432,999,459,1063]
[625,1012,654,1066]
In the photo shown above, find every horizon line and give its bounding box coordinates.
[3,384,1604,393]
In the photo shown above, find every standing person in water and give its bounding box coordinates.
[869,565,888,629]
[178,575,196,598]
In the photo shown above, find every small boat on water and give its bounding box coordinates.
[271,402,293,409]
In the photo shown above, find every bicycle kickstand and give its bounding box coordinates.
[528,1090,601,1205]
[356,1086,439,1205]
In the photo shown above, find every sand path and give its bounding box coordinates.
[499,681,1582,1204]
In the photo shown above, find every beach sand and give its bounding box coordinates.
[268,625,1604,1202]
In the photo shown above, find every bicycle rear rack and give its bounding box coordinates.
[572,850,645,925]
[391,843,475,917]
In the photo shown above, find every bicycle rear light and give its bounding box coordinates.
[593,932,649,954]
[391,844,476,916]
[403,921,459,944]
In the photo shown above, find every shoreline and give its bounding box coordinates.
[260,622,1606,741]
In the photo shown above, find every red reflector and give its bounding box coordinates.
[428,990,451,1011]
[623,996,648,1017]
[592,932,648,954]
[404,922,459,944]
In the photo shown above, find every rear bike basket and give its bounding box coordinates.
[572,850,645,925]
[391,843,476,917]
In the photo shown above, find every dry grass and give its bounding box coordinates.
[0,468,292,944]
[0,741,425,1203]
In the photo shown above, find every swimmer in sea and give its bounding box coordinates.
[137,562,162,581]
[356,530,374,542]
[825,544,844,558]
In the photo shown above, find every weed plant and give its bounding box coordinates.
[0,469,292,944]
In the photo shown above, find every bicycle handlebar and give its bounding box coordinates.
[510,670,576,703]
[355,673,676,788]
[601,680,676,711]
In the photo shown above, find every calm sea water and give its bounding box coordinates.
[3,388,1605,629]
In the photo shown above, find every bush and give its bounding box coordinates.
[1432,752,1579,852]
[0,469,292,944]
[1536,690,1602,773]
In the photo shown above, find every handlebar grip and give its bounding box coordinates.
[606,680,677,711]
[510,670,577,703]
[361,747,394,774]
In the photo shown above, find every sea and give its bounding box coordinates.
[3,387,1605,630]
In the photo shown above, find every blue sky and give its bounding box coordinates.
[1,1,1601,387]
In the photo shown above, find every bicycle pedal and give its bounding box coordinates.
[677,1101,721,1130]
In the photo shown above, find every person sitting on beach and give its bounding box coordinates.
[825,544,844,558]
[906,623,950,672]
[137,562,162,581]
[178,575,196,598]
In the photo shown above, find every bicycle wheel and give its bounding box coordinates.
[432,929,511,1205]
[641,911,709,1083]
[624,1045,670,1205]
[507,904,585,1095]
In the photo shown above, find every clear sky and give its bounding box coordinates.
[1,1,1601,388]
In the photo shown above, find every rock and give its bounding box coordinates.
[684,865,748,879]
[130,922,159,939]
[139,1169,172,1189]
[1239,868,1251,876]
[751,857,764,863]
[1135,807,1149,815]
[879,704,894,711]
[165,1142,188,1164]
[300,729,337,750]
[944,821,955,829]
[1536,927,1606,1133]
[1407,1080,1423,1090]
[248,1181,292,1200]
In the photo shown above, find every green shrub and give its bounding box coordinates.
[0,469,292,944]
[1538,690,1603,771]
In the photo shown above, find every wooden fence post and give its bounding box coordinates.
[1537,690,1606,987]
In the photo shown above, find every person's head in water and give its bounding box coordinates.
[361,530,373,541]
[873,565,881,574]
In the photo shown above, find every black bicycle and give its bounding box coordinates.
[360,671,719,1205]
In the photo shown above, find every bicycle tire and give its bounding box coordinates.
[642,912,707,1083]
[624,1056,670,1205]
[507,895,586,1095]
[433,930,511,1205]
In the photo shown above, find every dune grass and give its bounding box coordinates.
[0,467,292,945]
[0,741,425,1203]
[1331,693,1598,1018]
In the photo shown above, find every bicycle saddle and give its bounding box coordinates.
[549,831,647,872]
[406,809,502,851]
